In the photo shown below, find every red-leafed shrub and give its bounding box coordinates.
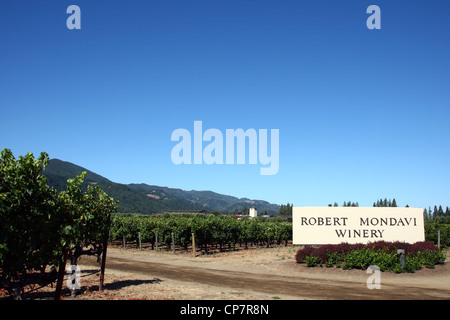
[409,241,439,253]
[295,246,315,263]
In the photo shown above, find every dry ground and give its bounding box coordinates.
[4,246,450,300]
[78,246,450,300]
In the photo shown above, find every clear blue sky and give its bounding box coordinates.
[1,0,449,209]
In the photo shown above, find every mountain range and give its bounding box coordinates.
[43,159,280,215]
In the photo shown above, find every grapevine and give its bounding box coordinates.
[110,214,292,253]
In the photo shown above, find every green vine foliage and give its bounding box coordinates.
[110,213,292,251]
[60,172,118,264]
[0,149,118,299]
[0,150,64,279]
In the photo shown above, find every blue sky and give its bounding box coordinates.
[1,0,449,209]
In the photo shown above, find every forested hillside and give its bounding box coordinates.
[43,159,280,214]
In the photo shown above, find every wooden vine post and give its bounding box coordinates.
[139,231,142,251]
[192,232,196,257]
[171,232,175,255]
[99,241,108,291]
[99,214,112,292]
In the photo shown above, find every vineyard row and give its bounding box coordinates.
[110,214,293,252]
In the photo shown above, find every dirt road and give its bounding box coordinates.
[78,247,450,300]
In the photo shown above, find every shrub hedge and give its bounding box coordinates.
[295,241,446,273]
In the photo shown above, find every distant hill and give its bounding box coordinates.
[43,159,280,215]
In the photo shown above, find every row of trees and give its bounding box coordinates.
[373,198,398,207]
[110,214,293,252]
[329,198,397,207]
[0,149,118,299]
[331,201,359,207]
[424,205,450,222]
[326,198,408,208]
[282,199,401,213]
[279,203,293,216]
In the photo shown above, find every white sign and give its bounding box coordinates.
[293,207,425,245]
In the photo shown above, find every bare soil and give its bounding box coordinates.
[4,246,450,300]
[75,246,450,300]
